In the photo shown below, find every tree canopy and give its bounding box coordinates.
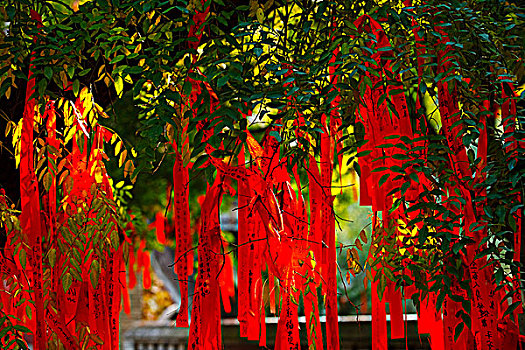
[0,0,524,349]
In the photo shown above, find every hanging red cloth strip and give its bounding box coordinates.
[237,146,250,335]
[142,250,152,290]
[353,14,412,350]
[137,239,152,289]
[319,118,339,350]
[327,30,343,191]
[365,212,388,350]
[297,177,323,350]
[274,275,300,350]
[307,154,323,286]
[274,185,300,349]
[219,237,235,313]
[44,101,62,340]
[354,14,415,212]
[155,211,166,245]
[120,249,131,315]
[441,183,471,350]
[209,148,266,343]
[435,25,499,350]
[172,148,192,327]
[106,244,123,349]
[323,23,342,349]
[174,0,212,327]
[88,253,110,347]
[19,10,46,348]
[372,278,388,350]
[259,294,267,348]
[128,247,137,289]
[45,308,79,349]
[386,286,404,339]
[246,166,266,342]
[354,15,391,212]
[188,179,223,350]
[44,100,58,244]
[500,81,523,326]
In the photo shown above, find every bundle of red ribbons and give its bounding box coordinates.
[0,11,136,349]
[159,5,522,350]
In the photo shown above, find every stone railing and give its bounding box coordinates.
[122,314,430,350]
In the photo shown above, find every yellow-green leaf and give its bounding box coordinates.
[62,272,73,293]
[43,172,52,191]
[119,149,127,167]
[19,248,26,269]
[48,248,56,268]
[115,75,124,97]
[115,140,122,156]
[26,305,32,320]
[90,259,100,289]
[72,79,80,97]
[110,229,120,250]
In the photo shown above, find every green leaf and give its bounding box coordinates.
[454,322,464,341]
[193,154,209,169]
[115,75,124,97]
[67,66,75,79]
[13,325,31,333]
[111,229,120,250]
[378,173,390,188]
[19,248,26,270]
[110,55,125,64]
[48,248,56,268]
[78,68,92,77]
[90,259,101,289]
[0,326,9,339]
[72,79,80,97]
[269,130,281,142]
[43,172,52,191]
[452,242,463,254]
[25,305,32,320]
[217,75,229,88]
[44,66,53,80]
[183,80,192,96]
[62,272,73,293]
[503,301,521,318]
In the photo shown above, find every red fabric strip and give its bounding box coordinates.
[275,266,300,350]
[219,246,234,313]
[172,147,192,327]
[259,296,267,348]
[142,250,152,290]
[128,248,137,290]
[320,112,339,350]
[45,101,58,242]
[237,146,250,334]
[19,11,46,347]
[155,212,166,245]
[418,297,433,335]
[501,82,523,324]
[107,246,122,349]
[45,309,79,350]
[387,287,404,339]
[443,295,468,350]
[304,278,323,350]
[246,216,263,342]
[120,253,131,315]
[372,279,388,350]
[188,179,223,350]
[307,155,322,286]
[88,259,109,347]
